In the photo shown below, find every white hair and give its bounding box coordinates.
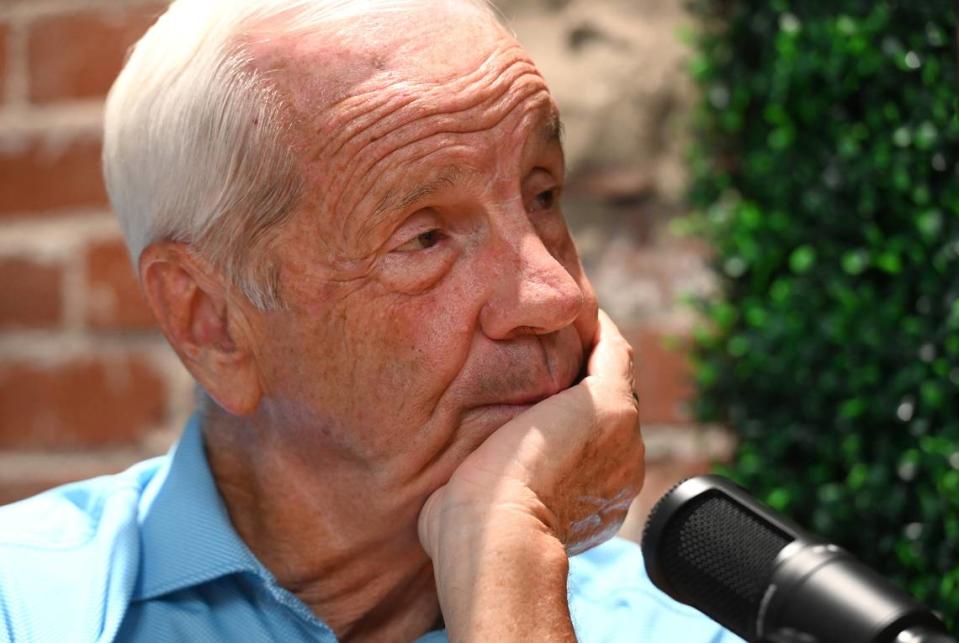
[103,0,503,310]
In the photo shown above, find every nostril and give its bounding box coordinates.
[479,228,587,338]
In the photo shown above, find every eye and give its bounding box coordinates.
[529,185,561,213]
[394,229,446,252]
[533,189,556,211]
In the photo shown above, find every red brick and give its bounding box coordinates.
[27,5,165,103]
[630,329,694,424]
[0,257,62,328]
[0,460,134,506]
[0,479,67,506]
[0,133,108,215]
[84,237,156,330]
[0,354,167,449]
[0,478,80,506]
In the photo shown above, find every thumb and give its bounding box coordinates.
[417,484,446,559]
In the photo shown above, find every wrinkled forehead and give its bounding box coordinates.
[246,2,527,132]
[241,1,557,257]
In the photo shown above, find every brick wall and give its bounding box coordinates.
[0,0,734,538]
[0,0,192,504]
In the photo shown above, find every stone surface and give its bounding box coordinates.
[502,0,694,201]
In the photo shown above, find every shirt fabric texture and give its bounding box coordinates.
[0,415,742,642]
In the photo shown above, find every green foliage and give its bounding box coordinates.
[686,0,959,627]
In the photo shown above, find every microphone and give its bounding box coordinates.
[640,475,955,643]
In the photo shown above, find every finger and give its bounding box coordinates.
[586,309,634,386]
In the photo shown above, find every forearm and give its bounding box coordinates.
[430,514,576,642]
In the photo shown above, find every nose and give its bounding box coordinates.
[479,227,585,340]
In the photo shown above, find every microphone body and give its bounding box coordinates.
[641,475,953,643]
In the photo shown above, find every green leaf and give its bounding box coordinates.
[687,0,959,627]
[789,245,817,274]
[916,209,943,239]
[920,381,945,410]
[839,397,868,419]
[875,251,903,274]
[841,250,870,275]
[767,487,791,510]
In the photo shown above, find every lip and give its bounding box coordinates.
[476,367,579,410]
[464,339,586,417]
[459,370,579,433]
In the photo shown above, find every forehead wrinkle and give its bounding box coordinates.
[325,75,549,246]
[312,90,421,170]
[303,37,552,255]
[318,44,537,166]
[332,74,548,211]
[351,94,548,244]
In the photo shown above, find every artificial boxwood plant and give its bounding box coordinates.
[686,0,959,627]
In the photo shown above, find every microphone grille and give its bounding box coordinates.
[655,491,791,635]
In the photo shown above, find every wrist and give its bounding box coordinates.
[431,504,566,574]
[430,517,572,642]
[418,484,574,641]
[418,481,562,561]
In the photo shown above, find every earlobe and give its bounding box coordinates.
[139,243,263,416]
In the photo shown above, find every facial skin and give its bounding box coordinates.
[242,7,597,494]
[139,3,635,640]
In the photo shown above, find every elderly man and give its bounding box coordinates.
[0,1,738,641]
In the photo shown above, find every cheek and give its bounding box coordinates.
[378,249,456,295]
[339,286,477,416]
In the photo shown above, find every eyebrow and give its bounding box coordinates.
[374,165,462,218]
[372,112,563,219]
[544,109,565,144]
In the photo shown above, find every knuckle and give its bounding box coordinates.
[632,467,646,493]
[618,393,639,425]
[612,334,632,355]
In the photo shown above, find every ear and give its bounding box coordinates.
[139,243,262,416]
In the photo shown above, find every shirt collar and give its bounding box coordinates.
[133,414,264,601]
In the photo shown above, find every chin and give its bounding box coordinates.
[451,403,527,450]
[430,402,530,469]
[467,402,536,429]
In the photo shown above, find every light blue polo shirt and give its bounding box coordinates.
[0,415,741,642]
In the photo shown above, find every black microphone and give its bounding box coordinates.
[640,475,955,643]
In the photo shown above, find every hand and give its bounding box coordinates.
[416,310,643,640]
[419,308,644,558]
